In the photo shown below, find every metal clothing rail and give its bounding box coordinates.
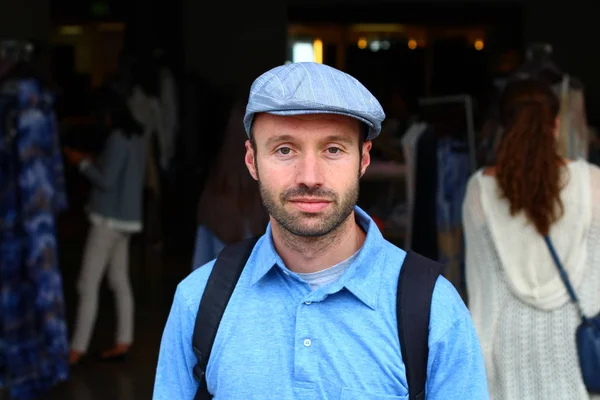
[0,39,35,62]
[418,94,477,173]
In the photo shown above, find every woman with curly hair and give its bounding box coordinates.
[463,79,600,399]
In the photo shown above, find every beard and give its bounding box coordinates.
[258,178,359,238]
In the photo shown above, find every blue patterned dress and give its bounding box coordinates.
[0,78,69,399]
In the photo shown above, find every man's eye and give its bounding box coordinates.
[278,147,292,155]
[327,147,341,154]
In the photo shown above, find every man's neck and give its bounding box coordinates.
[271,212,366,274]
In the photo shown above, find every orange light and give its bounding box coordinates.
[358,37,367,49]
[408,39,418,50]
[59,25,83,35]
[474,39,484,51]
[313,39,323,64]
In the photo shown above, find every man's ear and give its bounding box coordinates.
[245,140,258,181]
[359,140,372,178]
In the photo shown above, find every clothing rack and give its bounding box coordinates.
[418,94,477,173]
[0,39,35,62]
[0,40,35,83]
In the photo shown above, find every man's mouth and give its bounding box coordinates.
[288,198,332,213]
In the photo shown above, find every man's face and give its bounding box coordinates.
[245,113,372,238]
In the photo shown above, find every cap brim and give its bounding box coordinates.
[269,109,373,128]
[248,109,377,140]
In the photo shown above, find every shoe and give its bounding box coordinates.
[69,350,86,366]
[97,344,130,362]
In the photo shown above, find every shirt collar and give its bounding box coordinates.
[249,206,387,310]
[249,223,284,286]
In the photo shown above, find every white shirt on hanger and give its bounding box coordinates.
[401,121,428,248]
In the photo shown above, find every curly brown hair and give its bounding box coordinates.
[496,79,564,236]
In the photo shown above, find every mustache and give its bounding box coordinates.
[281,186,337,202]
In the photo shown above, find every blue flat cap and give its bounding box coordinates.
[244,62,385,140]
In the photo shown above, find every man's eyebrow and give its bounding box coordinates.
[321,135,354,146]
[264,134,355,148]
[265,134,296,148]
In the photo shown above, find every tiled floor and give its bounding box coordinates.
[39,309,168,400]
[35,209,193,400]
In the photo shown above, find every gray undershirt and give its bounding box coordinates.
[296,250,360,290]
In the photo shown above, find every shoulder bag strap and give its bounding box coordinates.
[192,236,259,400]
[543,235,588,322]
[397,250,443,400]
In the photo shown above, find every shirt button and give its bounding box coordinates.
[303,339,312,347]
[304,301,312,305]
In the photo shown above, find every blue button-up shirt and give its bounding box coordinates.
[153,207,488,399]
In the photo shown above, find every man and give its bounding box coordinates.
[154,62,488,399]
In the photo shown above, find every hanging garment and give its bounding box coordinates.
[411,127,438,260]
[128,85,163,184]
[158,66,178,169]
[555,75,590,161]
[401,121,428,248]
[436,138,470,232]
[0,78,69,399]
[436,138,470,293]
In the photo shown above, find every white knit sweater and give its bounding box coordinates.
[463,160,600,400]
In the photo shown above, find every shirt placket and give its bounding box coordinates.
[293,287,329,393]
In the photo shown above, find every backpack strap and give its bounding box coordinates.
[192,237,259,400]
[397,250,442,400]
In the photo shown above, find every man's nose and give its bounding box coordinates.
[295,152,325,188]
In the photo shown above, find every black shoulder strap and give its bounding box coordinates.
[397,250,442,400]
[192,237,259,400]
